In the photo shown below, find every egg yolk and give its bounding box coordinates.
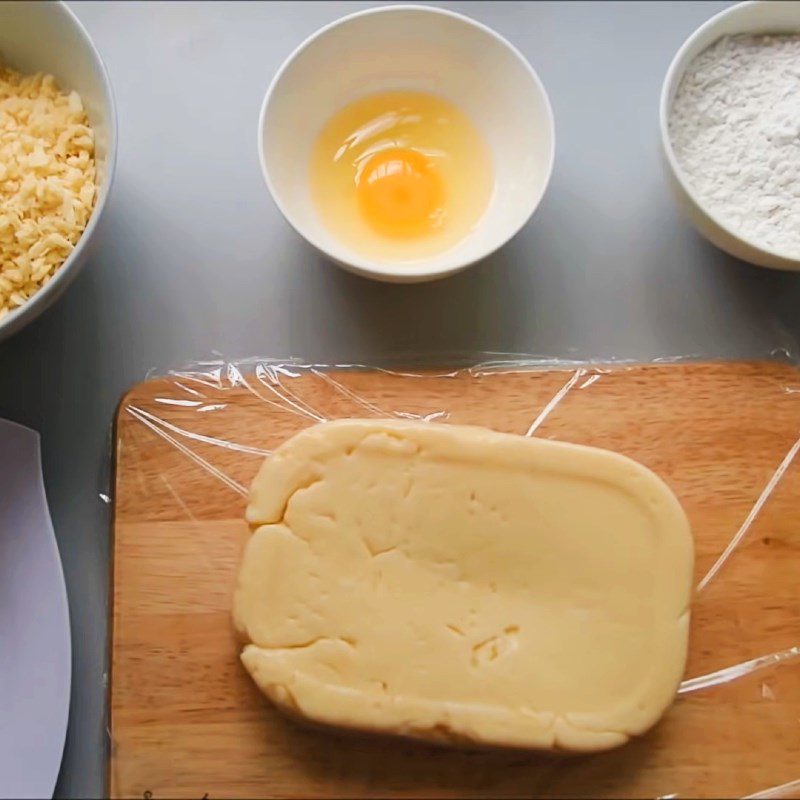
[356,148,444,237]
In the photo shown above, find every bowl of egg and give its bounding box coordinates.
[258,4,555,283]
[0,0,116,341]
[660,0,800,271]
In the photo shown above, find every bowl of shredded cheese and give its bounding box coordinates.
[0,0,116,341]
[660,1,800,271]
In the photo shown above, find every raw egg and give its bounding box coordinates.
[310,91,493,262]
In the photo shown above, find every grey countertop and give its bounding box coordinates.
[0,1,798,796]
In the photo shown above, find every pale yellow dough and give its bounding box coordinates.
[234,420,693,752]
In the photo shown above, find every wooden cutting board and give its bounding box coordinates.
[110,361,800,799]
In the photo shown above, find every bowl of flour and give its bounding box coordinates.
[660,0,800,270]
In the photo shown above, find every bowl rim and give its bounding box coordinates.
[257,3,556,281]
[658,0,800,266]
[0,0,119,338]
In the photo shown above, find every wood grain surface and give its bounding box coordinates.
[110,361,800,799]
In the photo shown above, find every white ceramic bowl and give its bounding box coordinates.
[0,0,117,341]
[660,0,800,271]
[258,4,555,283]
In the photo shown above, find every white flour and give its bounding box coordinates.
[669,34,800,257]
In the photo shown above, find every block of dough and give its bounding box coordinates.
[234,419,693,752]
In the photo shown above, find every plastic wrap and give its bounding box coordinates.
[114,354,800,799]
